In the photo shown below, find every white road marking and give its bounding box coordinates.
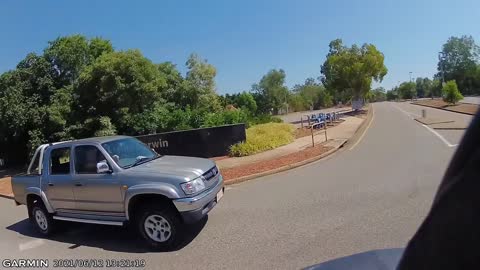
[393,104,458,148]
[393,104,421,119]
[422,124,459,147]
[349,105,375,150]
[19,239,45,251]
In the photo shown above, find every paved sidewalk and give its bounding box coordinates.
[217,116,364,169]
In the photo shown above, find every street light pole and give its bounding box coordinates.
[409,72,413,82]
[438,52,445,85]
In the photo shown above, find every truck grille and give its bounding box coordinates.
[202,166,219,181]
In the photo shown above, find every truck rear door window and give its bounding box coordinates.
[50,147,71,175]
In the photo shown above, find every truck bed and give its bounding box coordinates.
[11,174,41,205]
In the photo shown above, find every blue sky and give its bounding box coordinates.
[1,0,479,94]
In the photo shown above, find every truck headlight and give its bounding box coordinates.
[181,177,206,195]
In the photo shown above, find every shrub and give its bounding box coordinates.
[229,123,295,157]
[247,114,283,126]
[202,109,249,128]
[442,80,463,104]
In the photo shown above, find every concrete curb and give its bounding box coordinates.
[224,140,347,186]
[0,193,13,200]
[341,104,373,150]
[411,102,476,116]
[431,127,467,130]
[224,105,374,186]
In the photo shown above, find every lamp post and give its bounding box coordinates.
[438,52,445,85]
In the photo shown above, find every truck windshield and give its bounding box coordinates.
[102,138,158,168]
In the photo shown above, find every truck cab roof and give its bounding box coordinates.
[43,135,131,148]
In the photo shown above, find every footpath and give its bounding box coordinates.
[0,109,369,199]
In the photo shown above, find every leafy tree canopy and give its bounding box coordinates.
[321,39,388,102]
[437,35,479,94]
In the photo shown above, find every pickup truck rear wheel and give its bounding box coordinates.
[137,205,182,250]
[30,203,55,236]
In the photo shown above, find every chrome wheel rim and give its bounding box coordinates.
[144,214,172,242]
[35,209,48,231]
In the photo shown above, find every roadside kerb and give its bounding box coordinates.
[224,139,347,186]
[341,104,373,150]
[224,104,373,185]
[411,102,477,116]
[0,193,13,200]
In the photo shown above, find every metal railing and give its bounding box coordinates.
[301,112,343,147]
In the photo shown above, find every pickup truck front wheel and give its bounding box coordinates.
[30,203,55,236]
[137,205,182,250]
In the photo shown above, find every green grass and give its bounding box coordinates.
[229,123,295,157]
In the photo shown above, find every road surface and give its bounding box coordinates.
[0,102,472,269]
[461,96,480,105]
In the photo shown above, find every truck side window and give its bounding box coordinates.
[75,145,108,174]
[50,147,71,175]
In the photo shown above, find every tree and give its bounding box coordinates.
[88,37,114,60]
[287,94,307,112]
[292,78,332,109]
[157,62,185,107]
[415,77,432,98]
[437,36,480,95]
[75,49,168,135]
[369,87,386,102]
[321,39,388,103]
[252,69,289,114]
[398,82,417,99]
[442,80,463,104]
[44,35,113,85]
[185,53,221,112]
[430,79,443,98]
[0,69,47,163]
[386,89,397,101]
[235,92,257,113]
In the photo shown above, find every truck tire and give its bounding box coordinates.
[30,202,55,236]
[137,205,182,250]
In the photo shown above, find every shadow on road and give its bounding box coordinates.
[6,216,208,253]
[303,248,404,270]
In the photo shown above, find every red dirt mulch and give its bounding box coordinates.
[221,145,333,181]
[295,128,312,139]
[210,156,229,161]
[413,99,479,115]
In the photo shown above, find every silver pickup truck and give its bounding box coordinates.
[11,135,224,250]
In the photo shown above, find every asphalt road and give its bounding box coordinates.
[0,102,471,270]
[461,96,480,105]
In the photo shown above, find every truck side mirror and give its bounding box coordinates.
[97,161,111,174]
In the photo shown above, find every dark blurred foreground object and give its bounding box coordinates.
[398,108,480,269]
[304,248,403,270]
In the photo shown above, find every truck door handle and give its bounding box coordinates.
[74,183,83,187]
[48,183,54,186]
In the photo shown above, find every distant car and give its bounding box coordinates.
[11,135,224,250]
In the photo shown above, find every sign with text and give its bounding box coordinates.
[352,99,364,110]
[136,124,246,158]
